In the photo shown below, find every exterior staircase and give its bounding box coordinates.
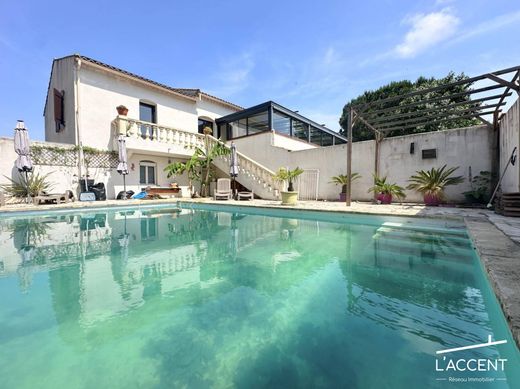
[207,136,281,200]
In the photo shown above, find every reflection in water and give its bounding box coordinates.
[0,207,518,388]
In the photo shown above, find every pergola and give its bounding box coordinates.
[344,65,520,206]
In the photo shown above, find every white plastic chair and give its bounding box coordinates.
[214,178,232,200]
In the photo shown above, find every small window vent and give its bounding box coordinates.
[422,148,437,159]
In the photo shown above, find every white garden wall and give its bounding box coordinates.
[499,99,520,193]
[232,125,493,202]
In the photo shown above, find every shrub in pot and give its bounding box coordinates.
[274,167,304,205]
[462,171,493,204]
[407,165,464,206]
[368,175,406,204]
[330,173,361,202]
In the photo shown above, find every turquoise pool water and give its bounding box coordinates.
[0,204,518,388]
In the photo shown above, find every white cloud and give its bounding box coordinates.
[451,10,520,44]
[211,52,255,97]
[394,9,460,58]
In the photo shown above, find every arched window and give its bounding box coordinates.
[198,117,214,134]
[139,160,156,185]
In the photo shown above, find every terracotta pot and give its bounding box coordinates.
[377,193,392,204]
[116,105,129,116]
[424,193,441,206]
[281,191,298,205]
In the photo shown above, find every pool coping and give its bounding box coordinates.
[464,216,520,349]
[1,197,519,348]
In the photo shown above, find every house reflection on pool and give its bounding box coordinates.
[1,207,517,388]
[0,208,476,335]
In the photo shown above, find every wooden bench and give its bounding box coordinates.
[144,187,181,197]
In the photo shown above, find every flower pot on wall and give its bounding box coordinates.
[424,193,441,206]
[377,193,392,204]
[116,105,129,116]
[281,191,299,205]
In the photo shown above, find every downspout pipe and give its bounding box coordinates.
[74,56,84,188]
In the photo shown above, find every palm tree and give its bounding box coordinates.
[330,173,361,194]
[407,165,464,205]
[368,175,406,204]
[273,167,304,192]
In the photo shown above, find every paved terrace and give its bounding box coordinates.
[1,198,519,346]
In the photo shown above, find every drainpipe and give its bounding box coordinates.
[74,56,84,187]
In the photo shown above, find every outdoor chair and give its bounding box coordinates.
[214,178,232,200]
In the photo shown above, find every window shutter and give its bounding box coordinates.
[53,89,65,131]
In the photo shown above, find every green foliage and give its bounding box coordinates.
[330,173,361,193]
[274,167,304,192]
[407,165,464,199]
[339,72,481,141]
[1,172,53,197]
[163,137,230,197]
[463,171,493,204]
[368,175,406,199]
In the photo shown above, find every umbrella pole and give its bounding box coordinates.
[25,171,30,204]
[123,175,127,200]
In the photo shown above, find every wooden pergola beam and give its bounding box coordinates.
[360,84,507,119]
[367,97,509,126]
[376,103,505,131]
[354,65,520,112]
[378,110,497,133]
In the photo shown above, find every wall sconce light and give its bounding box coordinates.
[131,163,135,171]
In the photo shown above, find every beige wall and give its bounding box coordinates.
[231,126,493,202]
[44,57,77,145]
[0,138,192,200]
[499,99,520,193]
[44,58,240,151]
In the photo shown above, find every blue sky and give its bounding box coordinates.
[0,0,519,140]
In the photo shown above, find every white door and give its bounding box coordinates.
[297,169,319,200]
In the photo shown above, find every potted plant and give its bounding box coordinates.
[274,167,304,205]
[368,175,406,204]
[463,171,493,204]
[330,173,361,202]
[116,105,129,116]
[407,165,464,206]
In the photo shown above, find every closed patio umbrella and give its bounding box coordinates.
[117,135,129,199]
[14,120,33,202]
[230,142,239,199]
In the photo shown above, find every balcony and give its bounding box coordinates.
[113,116,204,157]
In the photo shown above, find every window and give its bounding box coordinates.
[272,111,291,136]
[139,161,156,185]
[198,118,213,134]
[247,111,269,134]
[53,89,65,132]
[309,126,322,145]
[141,218,157,240]
[292,119,308,141]
[321,133,334,147]
[229,120,247,138]
[139,102,156,139]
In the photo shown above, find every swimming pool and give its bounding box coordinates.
[0,204,518,388]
